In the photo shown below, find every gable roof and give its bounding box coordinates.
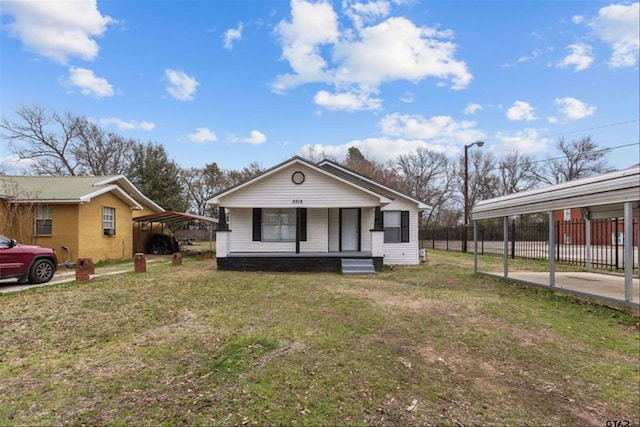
[207,156,395,206]
[472,164,640,220]
[318,159,430,210]
[207,156,429,209]
[0,175,164,212]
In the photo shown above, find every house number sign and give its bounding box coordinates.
[292,199,303,204]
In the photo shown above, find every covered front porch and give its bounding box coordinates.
[215,205,385,272]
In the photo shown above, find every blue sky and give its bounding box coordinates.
[1,0,638,173]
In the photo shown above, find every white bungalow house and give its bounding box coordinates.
[207,156,428,272]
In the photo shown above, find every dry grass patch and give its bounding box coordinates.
[0,253,637,426]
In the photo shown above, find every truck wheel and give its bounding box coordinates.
[28,259,55,284]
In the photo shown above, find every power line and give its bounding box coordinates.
[535,119,639,140]
[528,141,640,166]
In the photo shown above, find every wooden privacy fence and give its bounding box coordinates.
[421,217,638,272]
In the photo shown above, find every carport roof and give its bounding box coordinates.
[133,210,218,225]
[472,164,640,220]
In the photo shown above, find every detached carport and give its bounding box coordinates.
[471,165,639,311]
[132,211,218,254]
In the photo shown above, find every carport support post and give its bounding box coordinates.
[548,211,556,288]
[624,202,633,302]
[503,217,509,279]
[581,207,592,271]
[473,219,478,274]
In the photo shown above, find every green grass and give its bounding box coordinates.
[0,251,638,426]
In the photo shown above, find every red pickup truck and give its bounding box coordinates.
[0,235,58,284]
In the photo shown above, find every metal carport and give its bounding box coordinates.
[132,211,218,253]
[471,165,639,309]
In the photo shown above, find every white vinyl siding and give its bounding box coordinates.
[219,164,382,208]
[382,200,419,265]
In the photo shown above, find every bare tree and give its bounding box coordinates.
[1,105,139,176]
[498,151,540,195]
[225,162,264,187]
[1,106,80,175]
[457,150,500,220]
[182,163,227,216]
[343,147,399,187]
[0,177,40,243]
[394,148,455,226]
[538,136,610,184]
[73,120,136,175]
[298,145,337,163]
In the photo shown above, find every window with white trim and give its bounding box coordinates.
[383,210,410,243]
[35,204,52,235]
[103,206,116,236]
[262,208,296,241]
[563,209,571,221]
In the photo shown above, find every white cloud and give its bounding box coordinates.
[223,22,243,50]
[64,67,114,97]
[272,0,339,92]
[493,129,550,155]
[1,0,113,64]
[554,97,596,120]
[572,15,585,24]
[379,113,485,145]
[165,69,199,101]
[313,90,382,111]
[506,101,537,121]
[0,154,34,174]
[400,92,414,103]
[272,0,472,109]
[187,128,217,143]
[298,137,452,164]
[343,0,391,30]
[590,2,639,68]
[557,43,594,71]
[464,103,482,115]
[501,48,543,68]
[242,130,267,145]
[99,117,155,131]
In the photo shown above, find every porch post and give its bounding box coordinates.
[216,230,230,258]
[218,207,228,230]
[624,202,633,302]
[371,207,385,259]
[295,208,301,254]
[216,206,230,259]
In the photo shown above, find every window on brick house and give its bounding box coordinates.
[35,204,52,235]
[103,207,116,236]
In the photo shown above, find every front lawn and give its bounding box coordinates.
[1,251,638,425]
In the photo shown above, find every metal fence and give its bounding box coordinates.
[421,218,638,272]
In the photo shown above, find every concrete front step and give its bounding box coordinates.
[341,258,376,275]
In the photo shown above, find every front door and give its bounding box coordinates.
[340,208,360,251]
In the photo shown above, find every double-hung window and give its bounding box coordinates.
[103,207,116,236]
[262,208,296,241]
[252,208,306,242]
[35,204,52,235]
[383,210,410,243]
